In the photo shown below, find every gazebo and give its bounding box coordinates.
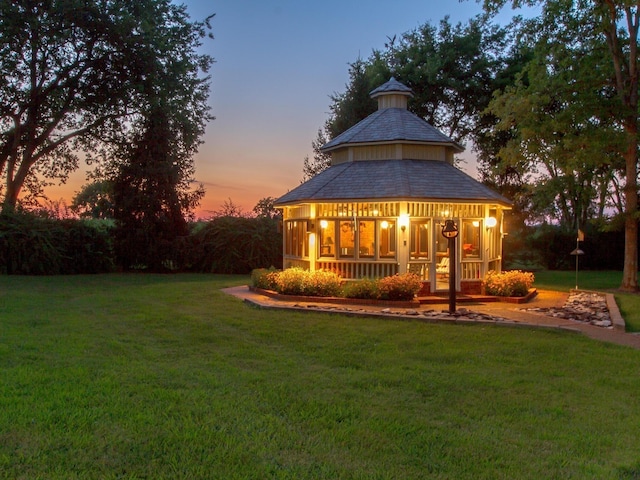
[274,77,511,294]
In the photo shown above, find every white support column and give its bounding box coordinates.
[397,206,410,274]
[309,204,317,272]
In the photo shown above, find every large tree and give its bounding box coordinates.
[482,0,639,290]
[485,6,624,229]
[305,15,515,180]
[302,58,377,180]
[0,0,213,213]
[112,103,205,270]
[377,15,511,146]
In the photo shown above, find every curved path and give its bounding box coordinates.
[224,286,640,350]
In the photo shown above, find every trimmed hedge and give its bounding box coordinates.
[188,217,282,274]
[0,213,282,275]
[0,213,115,274]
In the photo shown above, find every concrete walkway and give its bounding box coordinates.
[223,286,640,350]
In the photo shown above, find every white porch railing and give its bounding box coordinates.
[316,261,398,279]
[284,259,310,270]
[461,261,482,280]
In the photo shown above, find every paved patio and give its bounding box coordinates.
[223,286,640,350]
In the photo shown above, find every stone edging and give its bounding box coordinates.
[605,292,626,331]
[249,286,537,307]
[249,286,421,308]
[497,288,538,304]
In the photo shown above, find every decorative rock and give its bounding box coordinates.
[520,291,613,328]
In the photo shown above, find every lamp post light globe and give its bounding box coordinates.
[441,219,459,239]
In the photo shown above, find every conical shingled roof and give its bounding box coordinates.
[369,76,413,98]
[321,107,463,152]
[275,77,510,208]
[321,77,463,153]
[275,160,511,206]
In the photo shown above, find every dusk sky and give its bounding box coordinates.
[50,0,525,217]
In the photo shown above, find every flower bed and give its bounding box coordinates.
[251,267,422,303]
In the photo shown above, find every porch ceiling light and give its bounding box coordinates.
[441,219,459,239]
[320,219,328,229]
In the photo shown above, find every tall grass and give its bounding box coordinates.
[1,274,639,478]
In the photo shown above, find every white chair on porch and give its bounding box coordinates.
[436,257,449,278]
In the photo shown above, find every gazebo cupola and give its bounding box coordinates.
[370,76,413,109]
[320,77,463,166]
[275,77,511,295]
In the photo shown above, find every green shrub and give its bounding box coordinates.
[274,267,308,295]
[342,278,380,299]
[189,217,282,274]
[378,273,422,301]
[0,212,114,274]
[273,268,342,297]
[251,267,280,290]
[306,270,342,297]
[484,270,535,297]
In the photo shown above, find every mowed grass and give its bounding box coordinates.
[1,274,640,479]
[533,270,640,332]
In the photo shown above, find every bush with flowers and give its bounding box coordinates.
[377,273,422,301]
[251,267,279,291]
[302,269,343,297]
[253,267,342,297]
[342,277,380,299]
[252,268,422,301]
[483,270,534,297]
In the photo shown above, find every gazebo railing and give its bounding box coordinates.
[461,261,482,280]
[316,261,398,280]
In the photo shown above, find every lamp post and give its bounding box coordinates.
[441,219,458,314]
[570,247,585,289]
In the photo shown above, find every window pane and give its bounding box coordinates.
[285,221,307,256]
[285,221,293,255]
[435,219,450,261]
[319,220,335,257]
[358,221,374,257]
[410,221,429,259]
[379,220,396,258]
[339,220,355,258]
[462,220,480,258]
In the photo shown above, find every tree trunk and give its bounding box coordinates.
[2,177,20,214]
[621,125,639,291]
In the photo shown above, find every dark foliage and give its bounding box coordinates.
[112,106,203,272]
[0,213,114,274]
[0,0,213,213]
[188,217,282,274]
[504,223,625,271]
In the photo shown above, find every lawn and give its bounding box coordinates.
[532,270,640,332]
[1,274,640,479]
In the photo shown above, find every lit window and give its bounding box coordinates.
[379,220,396,258]
[410,221,429,259]
[318,220,335,257]
[339,221,355,258]
[461,220,480,258]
